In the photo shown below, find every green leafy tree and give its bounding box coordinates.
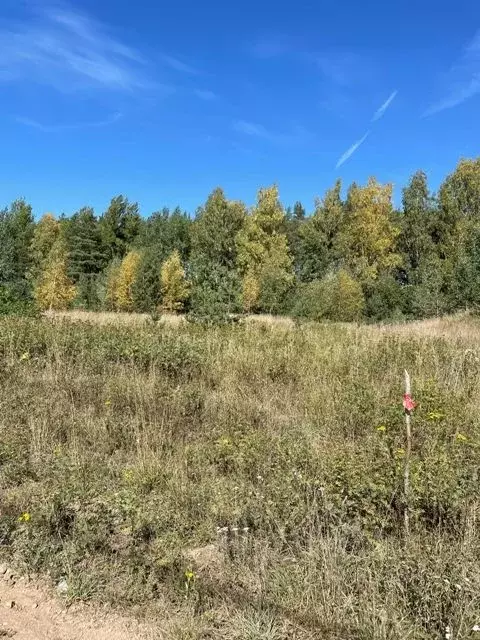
[437,158,480,307]
[399,171,436,279]
[298,180,343,282]
[190,188,246,319]
[294,269,364,322]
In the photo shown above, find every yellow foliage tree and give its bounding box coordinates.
[34,239,77,310]
[340,178,400,285]
[114,250,141,311]
[241,270,260,313]
[236,185,293,313]
[160,250,190,312]
[30,213,61,281]
[104,258,121,310]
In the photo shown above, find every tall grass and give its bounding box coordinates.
[0,314,479,638]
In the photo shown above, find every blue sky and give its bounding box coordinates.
[0,0,479,217]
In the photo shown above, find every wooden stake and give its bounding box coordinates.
[404,369,412,537]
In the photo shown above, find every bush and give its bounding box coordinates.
[0,284,37,317]
[293,269,365,322]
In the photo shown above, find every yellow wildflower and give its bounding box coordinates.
[123,469,134,482]
[19,512,31,523]
[376,425,387,432]
[427,411,445,421]
[455,433,468,442]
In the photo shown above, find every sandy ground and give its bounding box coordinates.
[0,571,158,640]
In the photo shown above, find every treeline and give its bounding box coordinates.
[2,157,480,322]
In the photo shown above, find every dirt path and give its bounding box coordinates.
[0,571,158,640]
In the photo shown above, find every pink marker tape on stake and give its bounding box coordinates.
[403,393,417,413]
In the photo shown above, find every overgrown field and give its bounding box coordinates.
[0,314,479,639]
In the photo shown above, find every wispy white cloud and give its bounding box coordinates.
[0,5,155,92]
[16,111,122,132]
[194,89,217,101]
[372,90,398,121]
[314,51,371,88]
[233,119,309,146]
[234,120,269,137]
[161,55,200,75]
[425,29,480,115]
[335,131,370,169]
[248,35,290,59]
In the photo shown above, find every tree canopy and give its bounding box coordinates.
[3,156,480,322]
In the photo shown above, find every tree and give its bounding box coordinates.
[65,207,104,307]
[236,185,293,312]
[34,238,76,310]
[160,250,190,312]
[0,208,16,287]
[136,206,191,261]
[293,201,306,221]
[30,213,61,281]
[241,271,260,313]
[99,196,141,260]
[192,189,245,270]
[113,250,141,311]
[285,201,306,275]
[189,188,246,319]
[132,207,192,312]
[437,159,480,306]
[132,248,162,312]
[399,171,436,278]
[340,178,400,285]
[104,259,122,311]
[298,180,343,282]
[10,200,34,283]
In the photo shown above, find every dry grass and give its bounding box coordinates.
[0,314,479,639]
[44,309,186,327]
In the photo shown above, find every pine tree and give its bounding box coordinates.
[132,249,162,312]
[0,208,16,287]
[34,239,77,310]
[10,200,34,283]
[113,250,141,311]
[160,250,190,312]
[99,196,141,260]
[285,201,306,275]
[137,207,191,259]
[65,207,104,307]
